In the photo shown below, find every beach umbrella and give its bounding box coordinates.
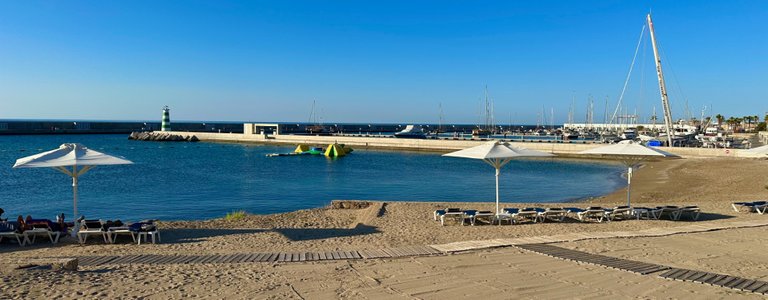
[12,143,133,222]
[579,140,677,207]
[443,141,554,214]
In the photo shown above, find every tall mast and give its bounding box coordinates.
[438,102,444,133]
[647,13,674,147]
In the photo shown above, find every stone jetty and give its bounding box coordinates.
[128,131,199,142]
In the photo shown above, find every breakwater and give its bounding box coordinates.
[0,120,243,135]
[0,120,554,136]
[159,130,757,158]
[128,131,199,142]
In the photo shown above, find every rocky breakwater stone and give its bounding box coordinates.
[331,200,371,209]
[128,131,198,142]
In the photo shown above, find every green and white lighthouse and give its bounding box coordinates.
[161,105,171,132]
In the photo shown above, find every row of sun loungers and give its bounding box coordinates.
[0,216,159,247]
[77,219,161,245]
[0,216,67,246]
[434,205,701,226]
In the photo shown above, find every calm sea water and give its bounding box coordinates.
[0,134,624,221]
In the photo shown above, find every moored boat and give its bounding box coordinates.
[394,125,427,139]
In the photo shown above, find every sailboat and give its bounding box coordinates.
[472,86,495,136]
[306,100,326,135]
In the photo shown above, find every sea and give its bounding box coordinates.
[0,134,625,221]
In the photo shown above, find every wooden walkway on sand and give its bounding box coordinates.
[77,245,443,266]
[516,243,768,296]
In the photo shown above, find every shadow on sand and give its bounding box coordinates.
[273,224,380,241]
[160,228,267,244]
[161,224,380,243]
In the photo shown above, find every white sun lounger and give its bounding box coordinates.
[77,220,108,244]
[513,208,541,223]
[675,206,701,220]
[538,208,569,222]
[466,210,495,226]
[732,201,768,213]
[631,207,661,220]
[604,206,633,221]
[438,208,465,226]
[655,206,682,220]
[23,227,60,245]
[107,226,136,244]
[0,230,26,246]
[575,207,607,222]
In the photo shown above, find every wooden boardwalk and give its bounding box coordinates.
[658,268,768,294]
[516,243,671,275]
[516,243,768,295]
[77,245,444,266]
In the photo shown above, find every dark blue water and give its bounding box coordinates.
[0,134,624,221]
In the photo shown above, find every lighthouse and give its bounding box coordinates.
[161,106,171,132]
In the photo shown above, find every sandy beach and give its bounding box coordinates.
[2,156,768,299]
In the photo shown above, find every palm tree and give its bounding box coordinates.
[743,116,752,131]
[715,114,724,128]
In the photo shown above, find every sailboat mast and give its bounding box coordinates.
[438,102,444,133]
[647,13,674,147]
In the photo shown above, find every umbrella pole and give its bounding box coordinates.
[72,166,80,237]
[495,167,500,215]
[73,171,78,219]
[626,166,632,207]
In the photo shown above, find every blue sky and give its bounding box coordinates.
[0,1,766,124]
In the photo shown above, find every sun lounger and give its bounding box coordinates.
[758,203,768,215]
[107,226,136,243]
[513,207,541,223]
[631,207,661,220]
[538,208,569,222]
[604,206,633,221]
[434,208,461,220]
[731,201,768,213]
[574,207,606,222]
[439,208,466,226]
[465,210,495,225]
[77,220,108,244]
[130,221,160,244]
[0,219,26,246]
[655,206,681,220]
[497,208,520,225]
[496,209,517,225]
[24,217,64,244]
[435,207,461,221]
[675,206,701,220]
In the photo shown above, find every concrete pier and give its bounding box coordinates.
[159,130,759,158]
